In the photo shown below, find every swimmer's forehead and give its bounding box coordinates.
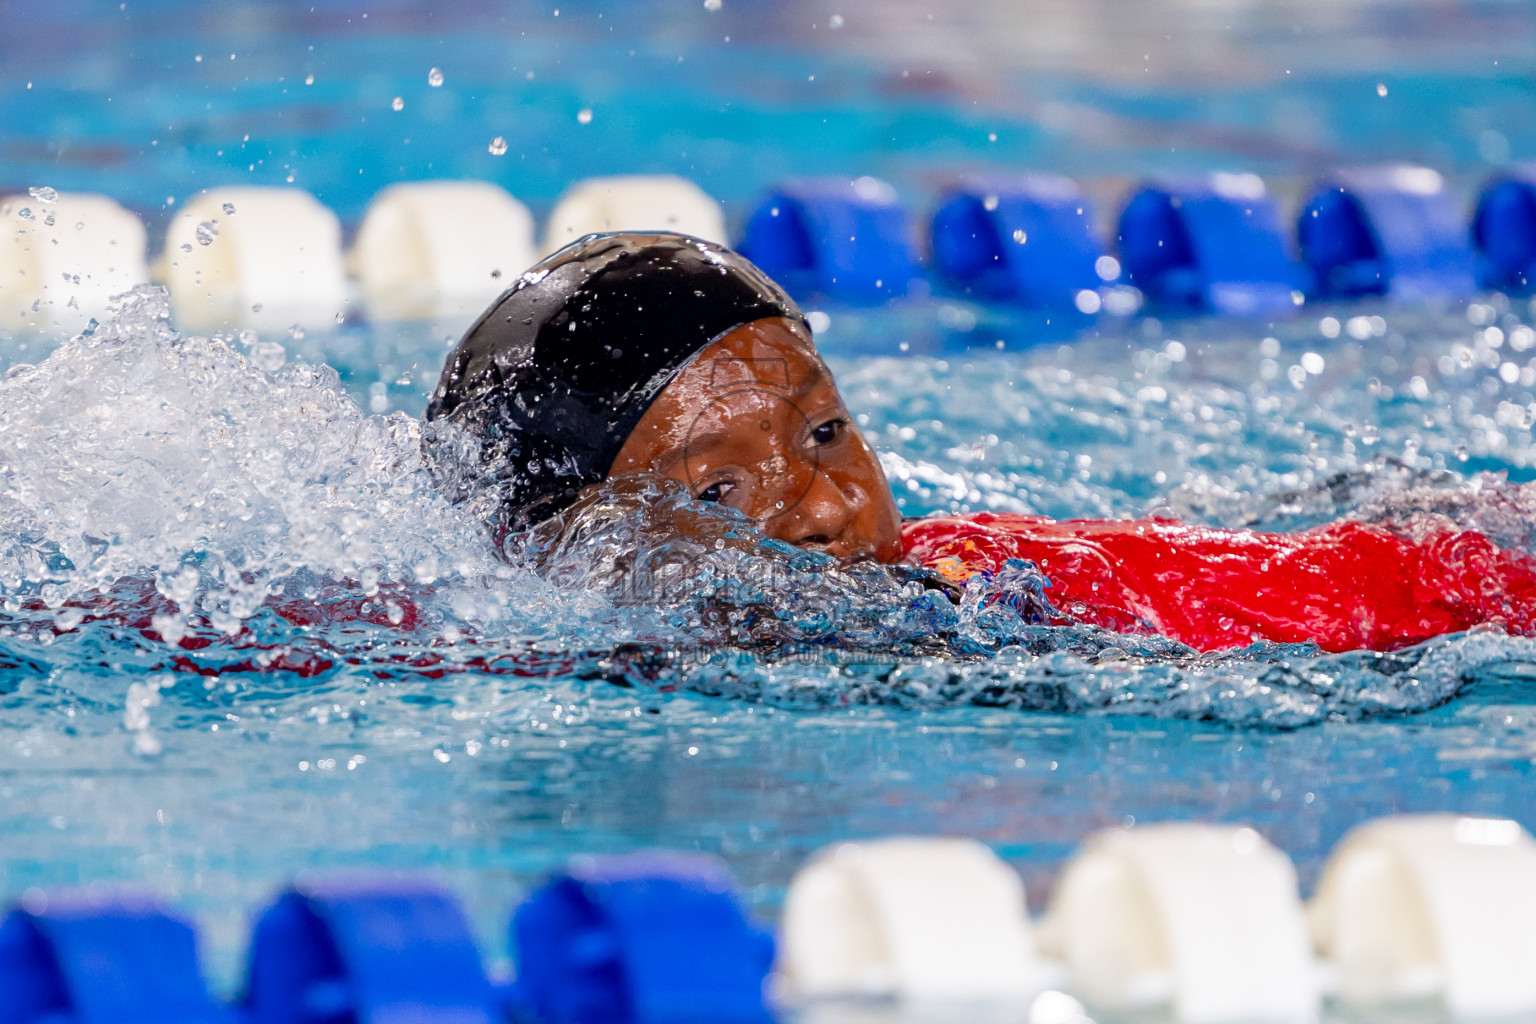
[694,355,831,396]
[681,317,826,394]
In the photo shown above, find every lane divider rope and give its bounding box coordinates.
[2,164,1531,336]
[1,813,1533,1022]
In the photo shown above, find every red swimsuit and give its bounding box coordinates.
[903,513,1536,653]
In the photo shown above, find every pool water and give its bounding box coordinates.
[5,284,1536,993]
[5,0,1535,236]
[4,0,1536,1003]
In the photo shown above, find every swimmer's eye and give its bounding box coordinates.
[695,481,735,503]
[809,418,846,446]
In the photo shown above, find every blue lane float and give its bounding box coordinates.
[929,175,1105,309]
[1298,165,1478,301]
[510,853,775,1024]
[738,176,922,303]
[245,879,499,1024]
[1474,167,1536,294]
[20,166,1531,338]
[3,816,1536,1023]
[1116,172,1300,316]
[0,897,223,1024]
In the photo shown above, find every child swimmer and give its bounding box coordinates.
[425,232,1536,655]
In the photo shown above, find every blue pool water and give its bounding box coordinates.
[3,0,1536,1000]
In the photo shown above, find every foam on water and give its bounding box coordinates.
[2,287,1534,736]
[0,289,478,615]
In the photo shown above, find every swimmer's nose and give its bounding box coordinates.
[777,470,856,554]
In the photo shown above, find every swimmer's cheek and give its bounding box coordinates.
[842,479,904,563]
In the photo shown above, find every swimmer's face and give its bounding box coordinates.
[611,317,903,563]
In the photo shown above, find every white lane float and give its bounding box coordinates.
[157,187,348,332]
[351,180,536,324]
[542,175,728,253]
[777,837,1050,1003]
[1309,814,1536,1018]
[1038,823,1318,1023]
[0,192,149,332]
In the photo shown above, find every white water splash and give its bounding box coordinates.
[0,287,505,635]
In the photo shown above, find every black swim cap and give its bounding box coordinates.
[424,231,806,531]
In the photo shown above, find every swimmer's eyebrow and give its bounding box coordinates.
[791,364,831,398]
[775,360,834,401]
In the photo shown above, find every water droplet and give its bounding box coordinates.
[194,220,219,245]
[1012,229,1027,244]
[304,73,314,85]
[28,186,57,204]
[1376,82,1388,97]
[288,324,305,341]
[488,136,508,156]
[222,202,236,215]
[703,0,722,9]
[428,67,444,87]
[16,208,33,221]
[576,108,593,124]
[249,340,286,372]
[391,96,404,111]
[829,13,844,28]
[179,243,192,252]
[490,268,502,280]
[334,310,346,324]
